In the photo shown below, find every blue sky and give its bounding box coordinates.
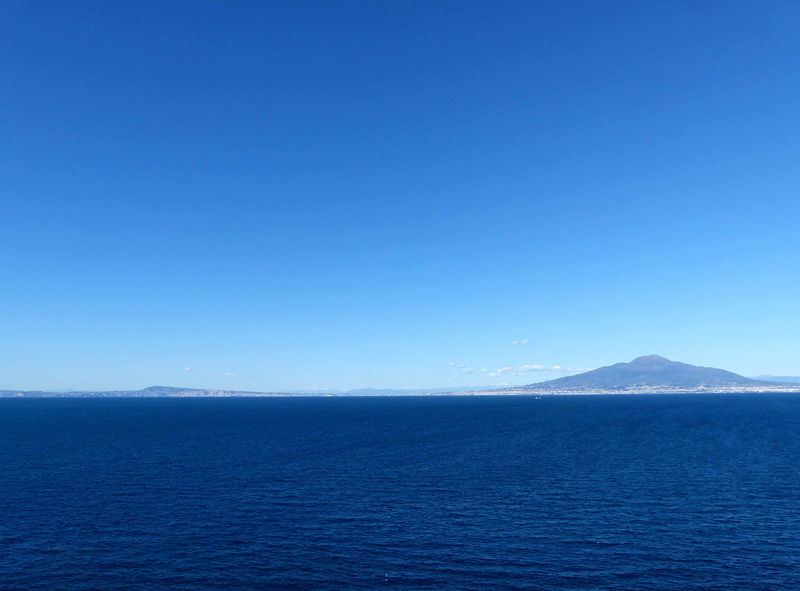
[3,1,799,391]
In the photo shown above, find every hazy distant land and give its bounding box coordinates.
[3,356,800,397]
[752,375,800,384]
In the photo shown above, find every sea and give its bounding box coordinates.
[2,394,800,590]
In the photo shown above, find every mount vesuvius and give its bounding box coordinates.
[510,355,788,393]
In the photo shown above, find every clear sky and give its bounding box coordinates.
[3,1,799,392]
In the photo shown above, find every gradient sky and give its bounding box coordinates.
[3,1,799,391]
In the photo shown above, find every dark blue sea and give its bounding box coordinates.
[2,394,800,590]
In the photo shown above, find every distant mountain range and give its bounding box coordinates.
[752,375,800,384]
[510,355,793,394]
[0,385,488,398]
[298,386,492,395]
[0,386,273,398]
[2,356,799,397]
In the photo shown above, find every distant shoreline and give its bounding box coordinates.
[4,386,800,398]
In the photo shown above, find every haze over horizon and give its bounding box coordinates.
[6,354,800,395]
[3,2,799,392]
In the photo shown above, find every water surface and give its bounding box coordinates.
[2,394,799,589]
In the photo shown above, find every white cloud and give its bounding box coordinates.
[510,339,531,346]
[217,372,237,377]
[488,363,593,377]
[183,367,191,371]
[460,367,476,374]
